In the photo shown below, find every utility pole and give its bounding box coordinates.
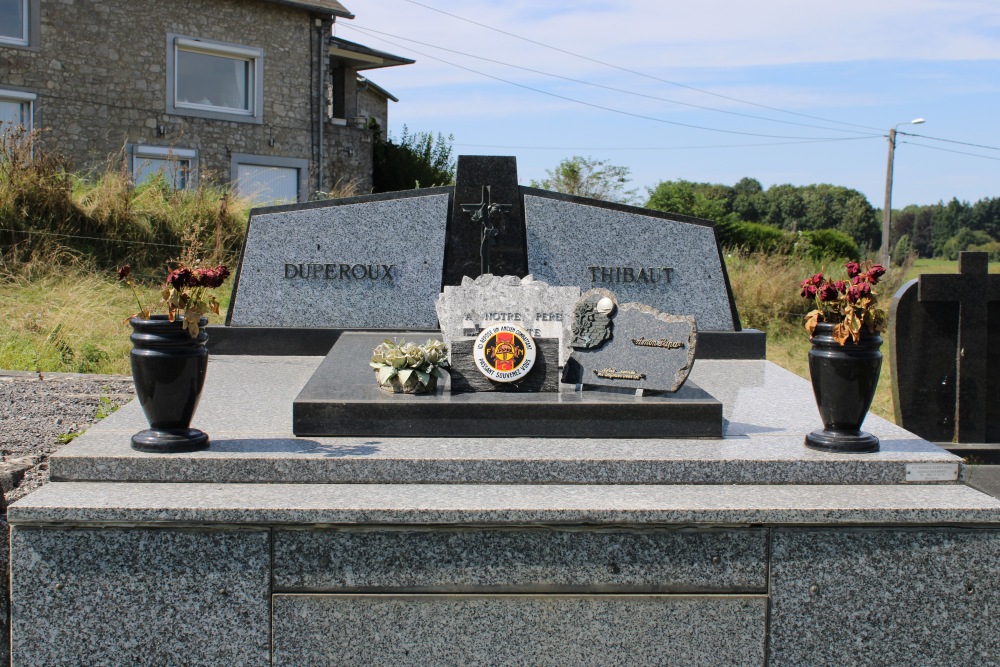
[880,118,925,265]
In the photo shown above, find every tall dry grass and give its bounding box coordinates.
[726,252,912,422]
[0,127,252,277]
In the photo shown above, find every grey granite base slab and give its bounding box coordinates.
[272,593,766,666]
[769,527,1000,666]
[11,526,270,666]
[10,482,1000,526]
[293,333,722,437]
[273,527,766,593]
[48,355,963,485]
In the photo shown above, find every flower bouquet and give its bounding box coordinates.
[371,339,450,394]
[801,260,888,345]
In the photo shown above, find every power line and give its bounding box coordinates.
[340,27,883,142]
[0,227,186,248]
[344,23,872,137]
[898,140,1000,162]
[398,0,884,133]
[452,136,879,151]
[898,131,1000,152]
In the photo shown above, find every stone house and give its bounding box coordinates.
[0,0,412,202]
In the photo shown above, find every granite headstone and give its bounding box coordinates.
[891,251,1000,443]
[435,274,581,365]
[445,156,526,286]
[523,190,739,331]
[228,191,450,329]
[562,291,697,392]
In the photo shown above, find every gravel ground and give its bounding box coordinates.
[0,373,134,503]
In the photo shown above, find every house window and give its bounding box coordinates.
[128,145,197,190]
[166,35,263,123]
[0,0,27,46]
[0,89,34,134]
[231,154,308,205]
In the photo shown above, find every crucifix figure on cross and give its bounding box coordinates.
[460,185,512,276]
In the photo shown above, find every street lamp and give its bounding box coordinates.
[880,118,925,265]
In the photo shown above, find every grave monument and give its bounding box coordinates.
[8,157,1000,666]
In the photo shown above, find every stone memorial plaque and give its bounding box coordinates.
[228,191,450,329]
[563,292,697,392]
[435,274,580,365]
[523,191,739,331]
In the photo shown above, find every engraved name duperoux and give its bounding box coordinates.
[588,266,672,285]
[631,337,684,349]
[284,263,394,281]
[594,368,646,380]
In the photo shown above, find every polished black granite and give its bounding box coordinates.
[292,333,722,438]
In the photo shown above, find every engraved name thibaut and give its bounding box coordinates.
[632,337,684,349]
[594,368,646,380]
[588,266,673,285]
[284,263,394,281]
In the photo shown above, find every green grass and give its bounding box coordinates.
[0,269,233,375]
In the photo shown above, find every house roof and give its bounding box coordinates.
[358,76,398,103]
[330,36,415,70]
[261,0,354,19]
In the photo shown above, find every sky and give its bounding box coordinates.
[341,1,1000,208]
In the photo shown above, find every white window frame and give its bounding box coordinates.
[231,153,308,206]
[0,88,35,133]
[166,34,263,124]
[0,0,41,50]
[128,145,198,190]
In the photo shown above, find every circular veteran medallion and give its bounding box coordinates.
[473,323,537,382]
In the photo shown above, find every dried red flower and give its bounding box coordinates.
[845,261,861,278]
[117,265,131,281]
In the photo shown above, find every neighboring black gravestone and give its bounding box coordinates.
[891,251,1000,443]
[445,156,527,286]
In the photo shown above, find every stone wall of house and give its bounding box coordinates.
[357,85,391,140]
[325,121,374,194]
[0,0,382,198]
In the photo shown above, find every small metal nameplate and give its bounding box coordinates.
[905,463,959,482]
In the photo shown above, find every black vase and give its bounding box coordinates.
[129,315,210,453]
[805,322,882,453]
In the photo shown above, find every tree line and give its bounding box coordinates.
[371,143,1000,262]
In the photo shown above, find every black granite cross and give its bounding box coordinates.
[918,252,1000,442]
[460,185,511,275]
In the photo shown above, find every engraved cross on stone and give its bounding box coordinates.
[918,251,1000,442]
[460,185,511,275]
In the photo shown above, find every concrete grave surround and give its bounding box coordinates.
[565,300,697,392]
[435,274,581,365]
[523,192,738,331]
[10,351,1000,664]
[229,192,449,328]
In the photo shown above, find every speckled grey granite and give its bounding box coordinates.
[769,527,1000,666]
[10,526,269,666]
[10,482,1000,526]
[49,356,964,486]
[230,194,449,328]
[272,527,766,593]
[435,274,580,365]
[272,593,766,666]
[565,301,697,392]
[524,195,737,330]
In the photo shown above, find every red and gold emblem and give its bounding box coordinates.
[473,323,536,382]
